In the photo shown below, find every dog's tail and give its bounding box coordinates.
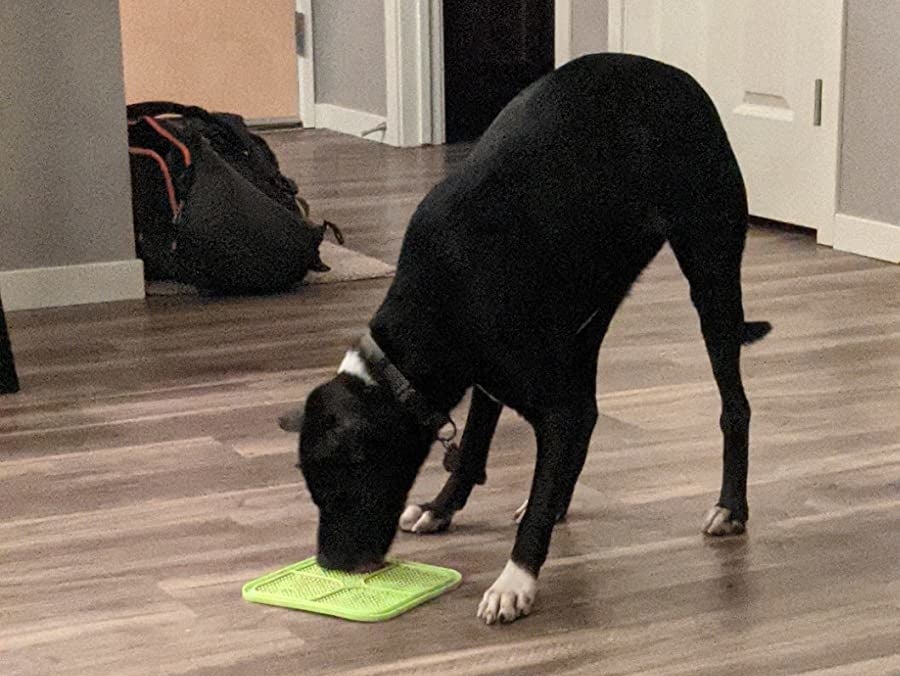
[742,321,772,345]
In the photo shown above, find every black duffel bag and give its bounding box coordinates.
[127,101,341,294]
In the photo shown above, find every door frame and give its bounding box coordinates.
[394,0,569,146]
[555,0,625,64]
[296,0,316,128]
[607,0,626,52]
[384,0,444,146]
[607,0,846,247]
[554,0,573,66]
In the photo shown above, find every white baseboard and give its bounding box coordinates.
[833,213,900,264]
[0,259,146,311]
[314,103,387,143]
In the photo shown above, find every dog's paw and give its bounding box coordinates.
[477,560,537,625]
[398,504,452,534]
[701,505,746,536]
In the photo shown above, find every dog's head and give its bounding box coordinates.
[280,374,431,572]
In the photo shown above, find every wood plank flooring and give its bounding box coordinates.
[1,130,898,675]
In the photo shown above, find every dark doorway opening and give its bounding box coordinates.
[443,0,555,143]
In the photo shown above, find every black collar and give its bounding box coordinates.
[358,332,453,438]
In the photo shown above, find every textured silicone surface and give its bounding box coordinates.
[242,557,462,622]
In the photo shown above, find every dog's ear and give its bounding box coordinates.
[278,407,304,432]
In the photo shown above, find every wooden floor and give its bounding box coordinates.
[2,131,898,675]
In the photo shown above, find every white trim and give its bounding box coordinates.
[554,0,573,67]
[819,0,849,248]
[314,103,387,141]
[414,1,433,145]
[833,214,900,263]
[384,0,434,147]
[0,259,145,312]
[384,0,401,145]
[395,0,580,145]
[429,0,446,145]
[296,0,316,128]
[607,0,625,52]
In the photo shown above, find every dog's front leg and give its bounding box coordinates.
[401,387,502,533]
[477,401,598,624]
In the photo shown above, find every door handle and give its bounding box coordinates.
[296,12,305,56]
[813,79,823,126]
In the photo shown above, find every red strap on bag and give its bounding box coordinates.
[127,147,181,221]
[140,116,192,167]
[127,115,193,222]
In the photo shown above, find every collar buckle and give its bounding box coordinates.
[436,418,457,446]
[359,331,453,441]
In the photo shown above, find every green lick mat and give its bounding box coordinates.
[242,557,462,622]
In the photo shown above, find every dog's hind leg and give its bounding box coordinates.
[669,208,763,536]
[400,386,503,534]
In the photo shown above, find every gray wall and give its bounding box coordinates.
[570,0,608,57]
[312,0,387,116]
[0,1,136,271]
[839,0,900,225]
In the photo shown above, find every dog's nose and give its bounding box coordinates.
[352,560,385,574]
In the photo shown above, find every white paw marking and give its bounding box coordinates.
[477,560,537,625]
[399,504,423,531]
[338,350,375,386]
[701,505,746,536]
[514,499,528,524]
[398,504,450,534]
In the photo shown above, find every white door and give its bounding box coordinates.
[618,0,844,244]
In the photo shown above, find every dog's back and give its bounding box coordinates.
[380,54,751,409]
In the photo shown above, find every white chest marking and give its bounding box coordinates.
[338,350,375,386]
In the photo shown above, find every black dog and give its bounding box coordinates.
[279,54,771,625]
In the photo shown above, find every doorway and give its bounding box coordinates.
[443,0,555,143]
